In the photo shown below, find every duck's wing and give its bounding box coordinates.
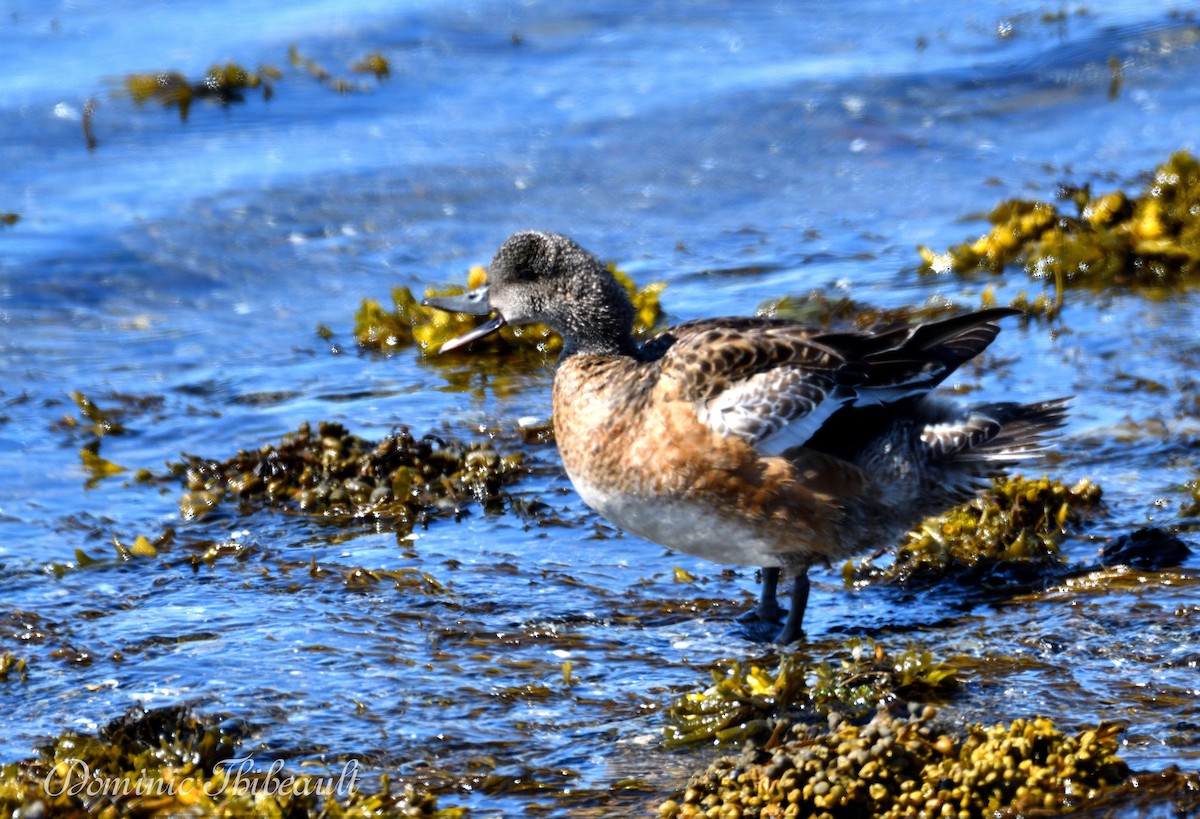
[815,306,1019,405]
[654,309,1018,456]
[655,319,859,456]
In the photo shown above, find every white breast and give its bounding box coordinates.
[565,468,787,567]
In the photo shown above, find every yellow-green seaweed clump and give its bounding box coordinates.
[121,46,392,124]
[0,652,28,683]
[0,704,461,817]
[65,390,129,437]
[665,640,958,748]
[666,654,807,749]
[354,264,667,357]
[1182,477,1200,521]
[351,50,391,80]
[79,446,127,486]
[757,290,967,331]
[918,151,1200,304]
[288,45,390,93]
[124,61,280,121]
[662,704,1129,818]
[55,390,165,440]
[172,420,524,530]
[848,476,1103,586]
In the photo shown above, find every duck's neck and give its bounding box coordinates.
[557,289,640,359]
[561,330,640,360]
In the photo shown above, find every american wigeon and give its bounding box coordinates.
[425,231,1067,643]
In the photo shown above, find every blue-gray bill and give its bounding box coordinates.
[422,286,507,353]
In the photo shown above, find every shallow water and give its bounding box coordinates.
[2,0,1198,815]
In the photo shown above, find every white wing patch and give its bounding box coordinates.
[697,369,848,455]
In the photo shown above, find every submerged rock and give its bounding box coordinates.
[1098,526,1192,570]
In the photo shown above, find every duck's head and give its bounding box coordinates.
[423,231,637,356]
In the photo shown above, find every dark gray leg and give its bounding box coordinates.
[740,566,786,623]
[775,568,810,645]
[757,566,785,621]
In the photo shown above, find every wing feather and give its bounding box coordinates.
[657,323,854,454]
[647,309,1018,456]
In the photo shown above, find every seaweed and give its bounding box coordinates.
[0,704,462,817]
[0,652,28,683]
[664,639,958,748]
[808,640,958,719]
[82,97,98,150]
[124,62,279,121]
[758,290,967,330]
[112,533,161,560]
[54,392,166,488]
[113,45,390,135]
[80,447,127,487]
[665,653,808,749]
[351,50,390,80]
[68,391,128,437]
[662,703,1130,818]
[170,420,524,532]
[918,151,1200,315]
[847,476,1103,587]
[1182,478,1200,521]
[54,390,164,440]
[289,46,385,93]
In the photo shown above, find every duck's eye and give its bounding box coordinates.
[514,263,540,282]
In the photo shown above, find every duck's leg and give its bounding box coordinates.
[740,566,786,623]
[775,563,811,645]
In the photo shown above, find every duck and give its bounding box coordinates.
[424,231,1068,643]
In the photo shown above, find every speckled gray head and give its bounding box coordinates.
[423,231,637,356]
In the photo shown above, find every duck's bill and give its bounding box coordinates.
[436,314,507,353]
[422,285,505,353]
[422,285,492,316]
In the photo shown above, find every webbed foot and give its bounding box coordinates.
[737,566,785,623]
